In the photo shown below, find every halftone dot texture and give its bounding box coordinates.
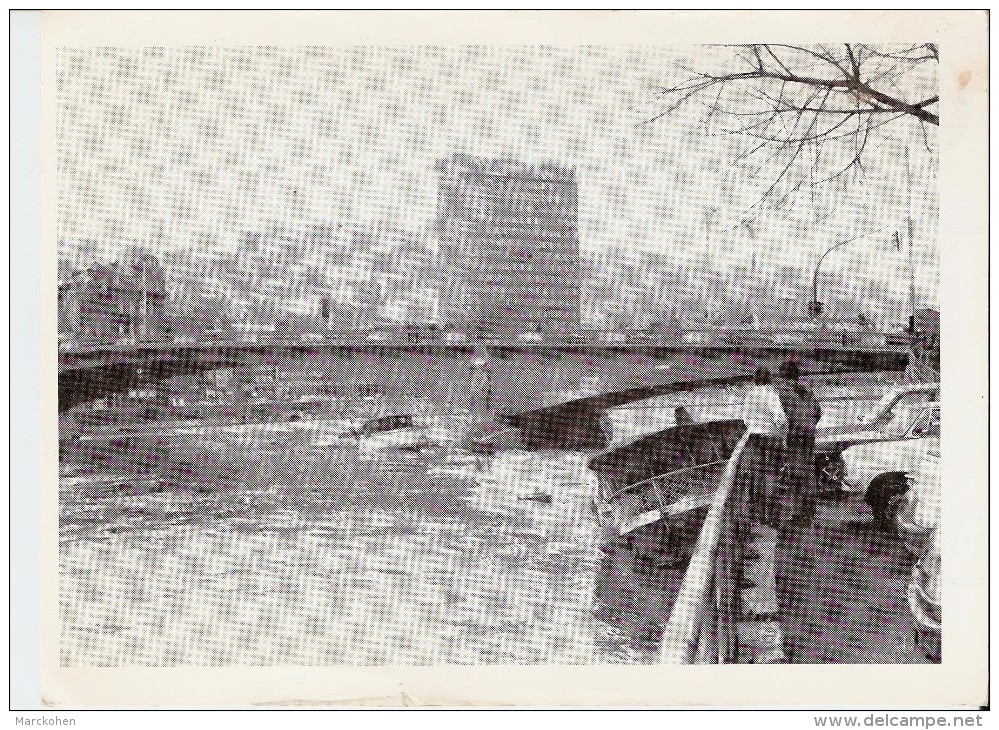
[57,45,938,327]
[58,45,938,666]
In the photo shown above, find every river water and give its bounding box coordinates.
[59,384,878,666]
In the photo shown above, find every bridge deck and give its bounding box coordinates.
[60,336,907,359]
[58,338,908,416]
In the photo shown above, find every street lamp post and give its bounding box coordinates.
[809,232,884,320]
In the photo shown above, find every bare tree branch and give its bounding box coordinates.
[647,43,938,219]
[651,43,938,131]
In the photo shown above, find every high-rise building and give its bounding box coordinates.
[436,153,581,335]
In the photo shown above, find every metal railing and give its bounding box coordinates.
[659,431,750,664]
[605,461,732,535]
[59,327,909,354]
[608,460,731,503]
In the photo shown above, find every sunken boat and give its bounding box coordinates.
[588,419,747,562]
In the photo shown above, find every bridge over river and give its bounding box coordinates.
[59,335,907,446]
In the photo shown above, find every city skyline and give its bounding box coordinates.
[58,200,931,332]
[57,45,939,317]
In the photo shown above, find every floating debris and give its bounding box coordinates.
[517,491,553,504]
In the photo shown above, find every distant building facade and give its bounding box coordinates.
[58,252,168,345]
[436,153,581,335]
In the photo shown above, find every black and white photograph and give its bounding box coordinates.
[36,9,986,708]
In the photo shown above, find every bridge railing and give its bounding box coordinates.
[58,327,908,354]
[712,328,901,349]
[659,431,750,664]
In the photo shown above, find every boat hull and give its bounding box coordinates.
[589,419,746,559]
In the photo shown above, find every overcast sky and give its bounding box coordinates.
[56,45,939,306]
